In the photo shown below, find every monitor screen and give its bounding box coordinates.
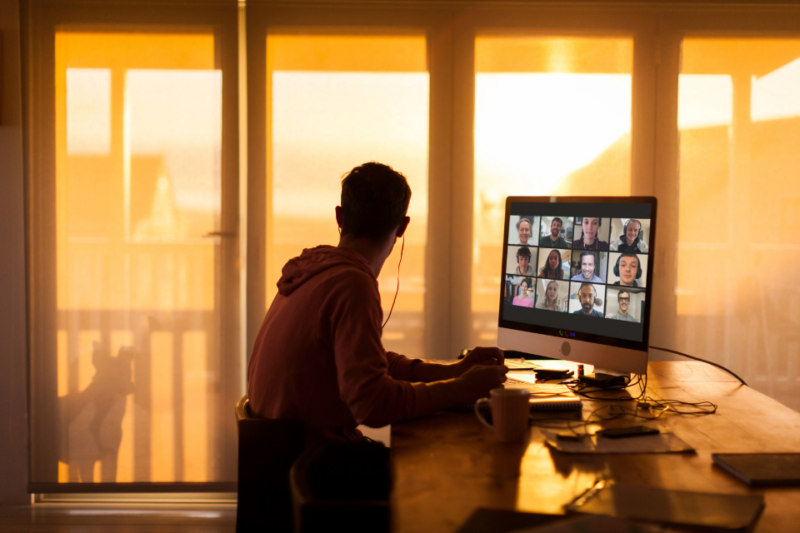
[498,197,656,373]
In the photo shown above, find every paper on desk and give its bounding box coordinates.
[541,429,694,454]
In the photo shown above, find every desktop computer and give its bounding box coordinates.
[497,196,657,377]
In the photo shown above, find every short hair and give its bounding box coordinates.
[618,290,631,299]
[516,217,532,230]
[620,252,639,263]
[579,283,597,297]
[552,217,563,226]
[579,251,597,265]
[340,162,411,240]
[516,246,532,259]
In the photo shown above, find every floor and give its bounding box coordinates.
[0,504,236,532]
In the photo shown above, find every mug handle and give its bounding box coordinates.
[474,398,493,431]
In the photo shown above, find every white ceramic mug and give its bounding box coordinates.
[475,388,531,443]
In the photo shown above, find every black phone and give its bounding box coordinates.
[535,369,573,380]
[596,426,660,439]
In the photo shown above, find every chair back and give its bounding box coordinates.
[290,441,391,533]
[236,394,305,533]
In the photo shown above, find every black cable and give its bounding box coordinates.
[648,345,747,386]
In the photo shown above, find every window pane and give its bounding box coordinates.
[52,32,230,484]
[266,35,429,356]
[472,36,632,345]
[678,38,800,411]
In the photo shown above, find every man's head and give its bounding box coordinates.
[550,217,563,238]
[581,217,601,244]
[578,283,597,314]
[516,246,532,272]
[617,290,630,314]
[579,251,597,281]
[338,162,411,240]
[625,219,641,245]
[617,253,641,286]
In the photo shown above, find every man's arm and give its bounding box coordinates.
[327,274,507,426]
[409,347,504,383]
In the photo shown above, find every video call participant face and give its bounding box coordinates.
[519,279,529,297]
[626,220,641,245]
[547,250,560,272]
[579,252,596,281]
[517,247,531,273]
[578,284,597,315]
[517,218,532,245]
[618,254,640,286]
[618,291,630,315]
[582,217,601,245]
[550,218,562,239]
[546,281,558,302]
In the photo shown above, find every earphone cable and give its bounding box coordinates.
[382,234,404,329]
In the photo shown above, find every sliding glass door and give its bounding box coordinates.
[28,2,240,490]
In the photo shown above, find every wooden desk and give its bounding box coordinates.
[390,362,800,533]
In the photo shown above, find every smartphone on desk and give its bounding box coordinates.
[596,426,659,439]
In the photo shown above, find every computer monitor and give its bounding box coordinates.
[498,196,656,375]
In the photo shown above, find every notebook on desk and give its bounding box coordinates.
[499,376,582,411]
[712,453,800,487]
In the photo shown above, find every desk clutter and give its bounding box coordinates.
[540,428,694,454]
[457,364,768,532]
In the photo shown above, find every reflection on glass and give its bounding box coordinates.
[472,36,632,344]
[267,34,429,356]
[54,32,225,483]
[677,38,800,412]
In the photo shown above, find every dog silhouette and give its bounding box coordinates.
[58,342,136,482]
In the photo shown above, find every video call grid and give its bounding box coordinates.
[505,214,650,322]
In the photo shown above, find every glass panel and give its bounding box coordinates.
[53,32,229,483]
[472,36,633,345]
[678,38,800,411]
[266,35,429,356]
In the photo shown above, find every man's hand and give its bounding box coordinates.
[453,346,505,377]
[456,364,508,403]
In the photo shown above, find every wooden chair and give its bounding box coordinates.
[289,441,391,533]
[235,394,305,533]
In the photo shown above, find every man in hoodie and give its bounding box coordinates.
[248,162,508,443]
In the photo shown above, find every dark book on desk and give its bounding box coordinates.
[712,453,800,487]
[578,484,765,532]
[454,508,564,533]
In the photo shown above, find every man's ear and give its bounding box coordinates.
[396,216,410,237]
[335,206,343,231]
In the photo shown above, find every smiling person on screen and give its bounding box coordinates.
[572,283,604,317]
[539,217,568,248]
[607,290,638,322]
[247,162,507,444]
[570,251,603,283]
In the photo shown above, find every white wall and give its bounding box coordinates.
[0,0,29,506]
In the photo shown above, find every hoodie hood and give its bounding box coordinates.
[276,245,375,297]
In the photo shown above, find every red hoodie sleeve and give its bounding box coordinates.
[385,351,418,381]
[320,270,432,428]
